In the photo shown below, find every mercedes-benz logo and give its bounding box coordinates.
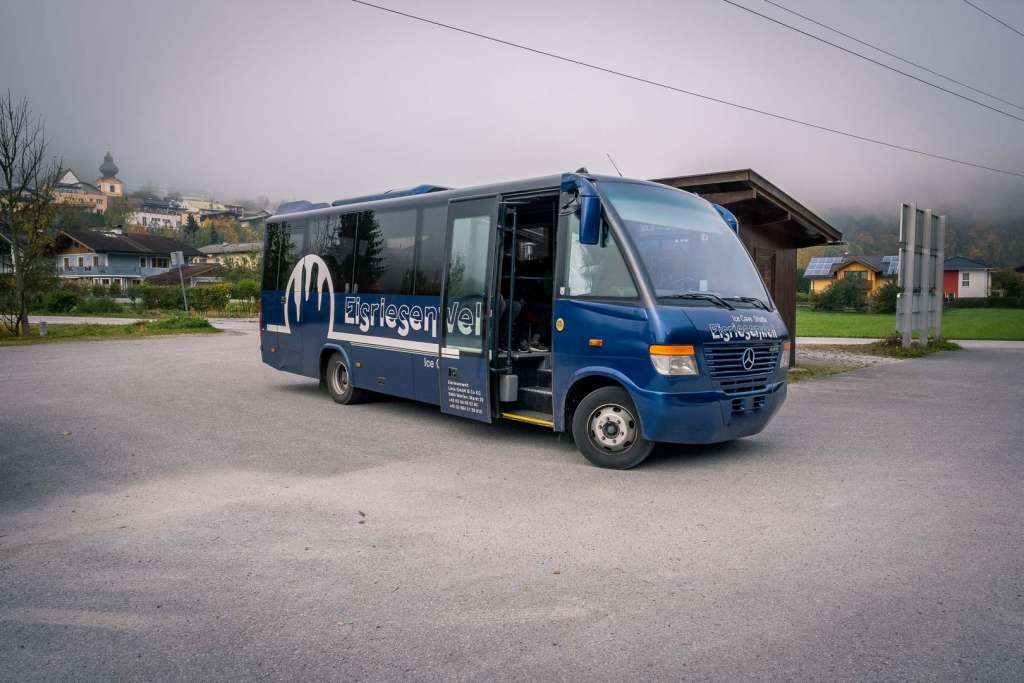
[741,347,756,370]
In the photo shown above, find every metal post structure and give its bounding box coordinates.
[171,250,189,313]
[896,203,946,349]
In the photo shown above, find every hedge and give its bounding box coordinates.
[948,296,1024,309]
[188,284,231,312]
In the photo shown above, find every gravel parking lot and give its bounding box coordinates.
[1,323,1022,680]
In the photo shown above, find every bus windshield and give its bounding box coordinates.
[600,181,771,307]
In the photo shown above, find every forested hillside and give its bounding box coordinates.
[798,211,1024,269]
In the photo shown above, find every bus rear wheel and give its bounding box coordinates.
[571,386,654,469]
[325,353,364,405]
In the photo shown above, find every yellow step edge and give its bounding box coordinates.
[500,412,555,427]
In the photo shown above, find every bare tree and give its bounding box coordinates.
[0,91,62,336]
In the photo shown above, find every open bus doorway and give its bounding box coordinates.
[495,191,559,422]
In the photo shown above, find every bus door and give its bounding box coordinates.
[439,196,499,423]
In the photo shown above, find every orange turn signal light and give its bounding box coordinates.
[783,341,792,351]
[588,338,603,347]
[649,344,695,356]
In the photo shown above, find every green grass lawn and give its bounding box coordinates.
[796,308,1024,340]
[0,317,219,346]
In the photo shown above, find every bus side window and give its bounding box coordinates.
[312,213,356,292]
[262,221,287,290]
[415,205,446,296]
[354,209,417,294]
[279,219,307,283]
[564,214,637,298]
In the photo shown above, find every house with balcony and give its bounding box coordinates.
[804,255,899,297]
[54,229,203,290]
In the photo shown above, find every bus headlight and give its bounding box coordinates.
[649,345,698,376]
[779,341,792,369]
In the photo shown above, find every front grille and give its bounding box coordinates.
[704,343,780,395]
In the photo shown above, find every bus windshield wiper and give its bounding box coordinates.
[661,292,735,310]
[722,296,771,311]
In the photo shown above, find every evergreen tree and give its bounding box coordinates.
[183,214,199,245]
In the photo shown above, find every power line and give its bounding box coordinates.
[961,0,1024,39]
[350,1,1024,180]
[719,0,1024,124]
[761,0,1024,112]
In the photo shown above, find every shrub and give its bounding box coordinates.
[871,281,899,313]
[231,278,259,300]
[42,288,81,313]
[90,284,108,297]
[75,296,121,314]
[811,277,869,311]
[151,313,214,331]
[137,284,184,310]
[991,269,1023,299]
[188,283,231,312]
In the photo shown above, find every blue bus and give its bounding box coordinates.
[260,172,789,468]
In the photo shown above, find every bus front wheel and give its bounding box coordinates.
[325,353,364,405]
[571,386,654,469]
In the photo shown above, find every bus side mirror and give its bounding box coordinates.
[562,173,602,245]
[713,203,738,233]
[579,194,601,245]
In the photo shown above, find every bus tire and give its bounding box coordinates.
[571,386,653,469]
[325,353,364,405]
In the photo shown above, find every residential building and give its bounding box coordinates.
[53,170,108,213]
[53,228,203,290]
[199,241,262,268]
[181,196,228,213]
[943,256,991,299]
[804,255,898,296]
[238,209,271,229]
[130,206,184,230]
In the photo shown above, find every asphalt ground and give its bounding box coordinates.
[1,323,1022,680]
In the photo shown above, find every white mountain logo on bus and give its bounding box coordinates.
[266,254,334,335]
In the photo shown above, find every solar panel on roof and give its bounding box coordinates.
[881,255,899,276]
[804,256,843,276]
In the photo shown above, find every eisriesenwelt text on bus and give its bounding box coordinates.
[260,172,790,468]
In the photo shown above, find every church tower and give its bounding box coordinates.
[96,151,124,198]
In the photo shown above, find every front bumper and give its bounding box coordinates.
[631,381,787,444]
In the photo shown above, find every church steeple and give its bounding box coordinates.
[97,151,123,198]
[99,151,119,179]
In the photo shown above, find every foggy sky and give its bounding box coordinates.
[2,0,1023,220]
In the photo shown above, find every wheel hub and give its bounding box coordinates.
[332,364,349,395]
[589,404,636,453]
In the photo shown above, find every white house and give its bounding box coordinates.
[129,207,184,230]
[943,256,991,300]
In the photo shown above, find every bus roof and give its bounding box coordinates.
[265,173,678,223]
